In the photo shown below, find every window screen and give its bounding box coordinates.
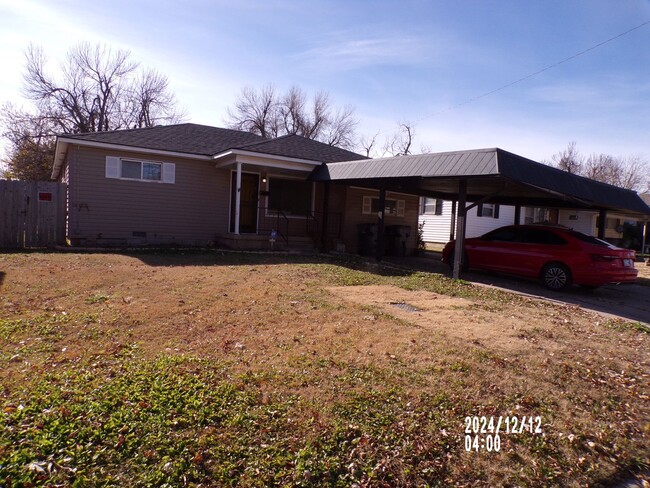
[268,178,312,216]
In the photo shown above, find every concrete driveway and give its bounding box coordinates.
[389,253,650,326]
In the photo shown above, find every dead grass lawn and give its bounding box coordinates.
[0,251,648,486]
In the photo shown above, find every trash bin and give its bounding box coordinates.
[357,223,377,256]
[385,225,411,256]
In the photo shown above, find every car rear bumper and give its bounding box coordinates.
[575,268,638,286]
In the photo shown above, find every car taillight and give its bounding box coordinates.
[590,254,617,262]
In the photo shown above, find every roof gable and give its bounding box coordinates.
[236,134,366,163]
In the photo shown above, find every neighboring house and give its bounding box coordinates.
[419,198,648,250]
[51,123,419,253]
[419,198,519,244]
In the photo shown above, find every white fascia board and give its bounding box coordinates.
[51,139,69,179]
[213,149,322,168]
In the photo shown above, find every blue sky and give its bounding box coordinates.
[0,0,649,162]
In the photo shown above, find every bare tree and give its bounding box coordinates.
[551,142,648,191]
[359,131,380,158]
[21,42,184,134]
[226,85,280,139]
[126,69,182,129]
[552,141,583,174]
[225,85,358,149]
[1,42,185,180]
[382,122,415,157]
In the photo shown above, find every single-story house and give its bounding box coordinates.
[51,123,419,253]
[52,127,650,260]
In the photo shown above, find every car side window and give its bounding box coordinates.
[520,229,568,245]
[483,228,517,242]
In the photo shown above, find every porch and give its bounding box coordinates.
[213,147,343,251]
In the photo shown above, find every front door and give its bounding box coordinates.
[230,172,259,233]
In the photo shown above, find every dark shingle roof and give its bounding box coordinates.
[237,134,367,163]
[60,123,267,156]
[59,124,366,163]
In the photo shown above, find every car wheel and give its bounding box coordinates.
[540,262,572,291]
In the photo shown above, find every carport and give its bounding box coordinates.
[311,148,650,278]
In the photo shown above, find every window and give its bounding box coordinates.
[362,196,405,217]
[483,228,518,242]
[105,156,175,184]
[524,207,550,224]
[268,178,313,216]
[477,203,500,218]
[421,197,443,215]
[519,229,567,245]
[121,160,161,181]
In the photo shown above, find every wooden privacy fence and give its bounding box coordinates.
[0,180,67,248]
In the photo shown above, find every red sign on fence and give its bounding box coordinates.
[38,192,53,202]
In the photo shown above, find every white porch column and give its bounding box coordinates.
[234,162,242,235]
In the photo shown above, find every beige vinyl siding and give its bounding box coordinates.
[340,187,419,254]
[67,145,228,246]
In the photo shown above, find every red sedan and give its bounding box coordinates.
[442,225,638,291]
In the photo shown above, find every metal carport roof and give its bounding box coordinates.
[311,148,650,216]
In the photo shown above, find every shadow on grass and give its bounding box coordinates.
[0,271,4,289]
[2,246,417,279]
[131,249,417,278]
[5,247,648,325]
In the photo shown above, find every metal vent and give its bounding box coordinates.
[389,302,421,313]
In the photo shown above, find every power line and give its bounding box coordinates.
[416,19,650,123]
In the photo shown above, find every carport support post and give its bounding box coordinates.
[375,187,386,261]
[514,205,521,225]
[597,209,607,240]
[452,179,467,279]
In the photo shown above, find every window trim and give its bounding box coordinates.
[477,202,500,218]
[421,197,443,215]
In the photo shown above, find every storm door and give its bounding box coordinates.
[230,172,259,233]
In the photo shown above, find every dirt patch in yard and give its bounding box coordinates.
[327,284,556,354]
